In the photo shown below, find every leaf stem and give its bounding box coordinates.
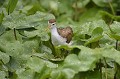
[115,40,118,50]
[108,24,114,33]
[108,2,115,16]
[103,57,107,79]
[113,40,118,79]
[74,0,79,21]
[13,28,17,40]
[108,2,115,25]
[8,8,10,15]
[99,59,102,79]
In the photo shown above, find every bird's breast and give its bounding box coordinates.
[51,27,67,45]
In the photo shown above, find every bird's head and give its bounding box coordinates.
[48,19,56,29]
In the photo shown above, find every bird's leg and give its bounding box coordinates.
[49,38,61,58]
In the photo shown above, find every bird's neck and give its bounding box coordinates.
[51,26,58,35]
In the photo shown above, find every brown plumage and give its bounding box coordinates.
[57,26,73,43]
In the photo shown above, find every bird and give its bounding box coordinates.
[48,19,73,46]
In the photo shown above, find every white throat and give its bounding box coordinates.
[51,26,58,35]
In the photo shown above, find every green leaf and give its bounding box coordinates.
[92,0,110,7]
[110,21,120,34]
[102,68,114,79]
[2,11,55,29]
[108,33,120,41]
[24,31,38,38]
[49,1,58,11]
[0,71,8,79]
[101,46,120,65]
[23,38,40,54]
[84,27,103,46]
[6,57,22,72]
[34,67,51,79]
[88,20,109,34]
[108,21,120,40]
[0,12,4,24]
[73,0,90,8]
[57,0,73,16]
[51,69,63,79]
[24,29,50,41]
[51,46,102,79]
[2,11,30,29]
[0,51,10,64]
[26,1,45,15]
[2,11,54,41]
[3,39,39,70]
[27,56,45,72]
[51,45,120,78]
[77,20,108,36]
[27,56,52,79]
[0,0,5,7]
[0,25,5,36]
[41,45,52,54]
[16,69,35,79]
[4,41,23,57]
[0,12,5,35]
[63,54,82,72]
[51,68,76,79]
[7,0,18,14]
[79,8,101,23]
[99,11,120,22]
[92,27,103,36]
[115,65,120,79]
[0,30,22,42]
[74,70,101,79]
[0,30,22,53]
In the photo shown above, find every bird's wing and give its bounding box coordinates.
[57,26,73,43]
